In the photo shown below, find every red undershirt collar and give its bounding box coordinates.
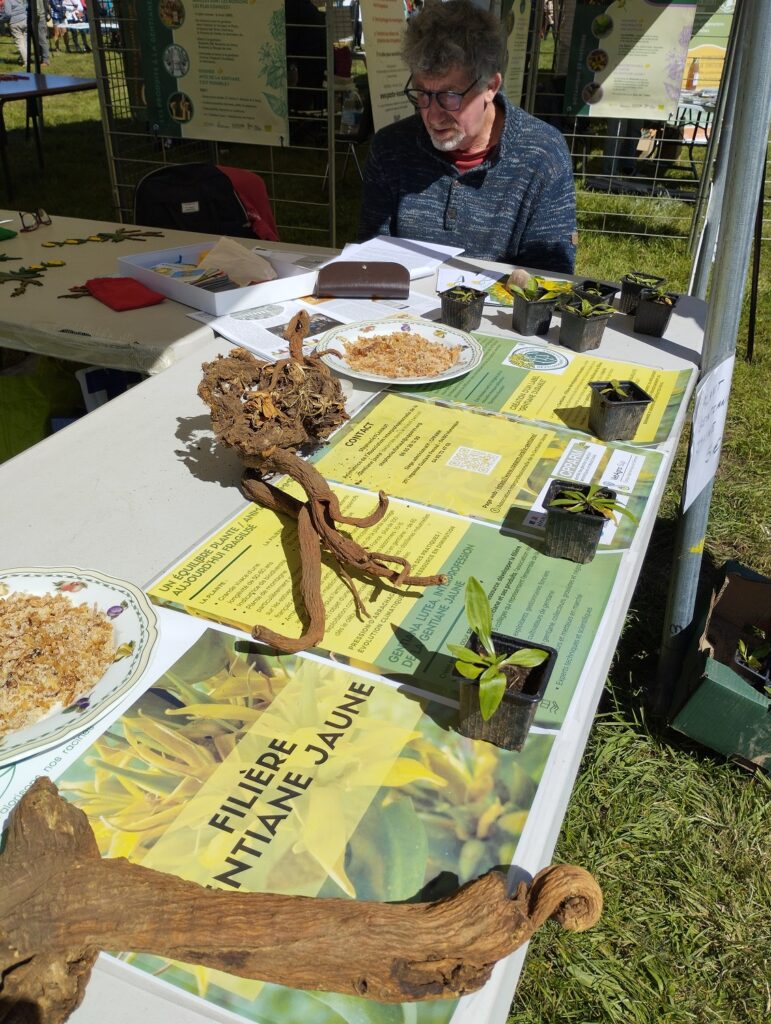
[446,141,496,171]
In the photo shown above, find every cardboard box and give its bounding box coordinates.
[118,242,318,315]
[671,563,770,772]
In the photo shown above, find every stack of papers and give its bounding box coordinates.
[328,236,464,279]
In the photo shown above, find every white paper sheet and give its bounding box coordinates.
[189,292,439,358]
[332,236,465,279]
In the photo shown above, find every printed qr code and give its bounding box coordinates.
[446,447,501,475]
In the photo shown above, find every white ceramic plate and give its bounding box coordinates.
[0,567,158,767]
[315,316,483,385]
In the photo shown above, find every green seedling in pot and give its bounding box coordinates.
[599,378,635,400]
[562,297,616,318]
[444,285,482,302]
[448,576,548,721]
[548,483,638,524]
[506,268,568,303]
[508,281,566,303]
[641,285,676,305]
[737,627,771,672]
[624,272,662,287]
[579,283,606,297]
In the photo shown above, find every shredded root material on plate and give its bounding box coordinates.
[0,592,115,738]
[344,331,461,378]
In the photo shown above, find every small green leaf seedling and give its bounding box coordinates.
[737,627,771,672]
[447,577,549,721]
[548,483,639,524]
[563,296,616,319]
[624,272,662,287]
[507,270,568,303]
[599,378,634,400]
[641,285,676,306]
[444,285,481,303]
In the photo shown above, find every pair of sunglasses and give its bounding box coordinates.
[19,209,52,233]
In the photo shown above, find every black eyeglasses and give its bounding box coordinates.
[19,209,52,233]
[403,77,480,111]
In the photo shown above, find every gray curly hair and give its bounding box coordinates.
[402,0,504,82]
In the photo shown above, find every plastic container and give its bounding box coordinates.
[511,289,558,336]
[458,632,557,750]
[439,286,485,331]
[339,86,364,136]
[732,649,771,692]
[618,272,666,315]
[634,289,679,336]
[543,478,615,563]
[587,379,653,441]
[573,279,619,307]
[558,307,614,352]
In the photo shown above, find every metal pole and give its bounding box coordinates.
[745,155,767,362]
[683,1,745,296]
[654,0,771,715]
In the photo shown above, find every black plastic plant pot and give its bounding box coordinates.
[543,478,616,564]
[573,279,619,307]
[618,272,666,315]
[558,307,613,352]
[633,290,679,336]
[458,631,558,750]
[511,290,558,336]
[587,379,653,441]
[732,649,771,692]
[439,287,485,332]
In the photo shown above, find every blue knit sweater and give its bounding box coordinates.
[359,93,577,273]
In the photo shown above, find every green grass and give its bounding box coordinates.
[0,41,113,218]
[2,29,770,1023]
[511,713,771,1024]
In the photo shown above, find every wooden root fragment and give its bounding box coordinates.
[241,464,447,650]
[198,322,448,654]
[0,779,603,1024]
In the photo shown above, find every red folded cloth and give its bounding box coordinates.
[85,277,165,311]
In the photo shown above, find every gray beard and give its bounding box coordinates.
[428,127,465,152]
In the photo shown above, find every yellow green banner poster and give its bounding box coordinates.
[564,0,698,118]
[149,478,633,727]
[310,393,662,532]
[395,333,694,445]
[135,0,289,144]
[501,0,533,106]
[60,632,555,1023]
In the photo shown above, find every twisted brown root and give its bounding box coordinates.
[241,461,447,652]
[526,864,604,932]
[1,778,603,1020]
[200,320,445,655]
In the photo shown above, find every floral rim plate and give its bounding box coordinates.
[315,316,484,385]
[0,567,158,767]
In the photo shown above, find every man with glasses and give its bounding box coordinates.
[359,0,576,273]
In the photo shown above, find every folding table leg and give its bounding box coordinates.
[0,105,13,199]
[25,98,45,171]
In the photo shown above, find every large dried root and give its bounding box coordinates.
[198,314,447,652]
[0,778,603,1023]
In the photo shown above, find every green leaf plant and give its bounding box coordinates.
[507,271,568,304]
[562,296,616,318]
[447,576,548,721]
[737,627,771,672]
[443,285,482,302]
[641,285,676,306]
[624,271,663,287]
[599,378,634,400]
[548,483,639,524]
